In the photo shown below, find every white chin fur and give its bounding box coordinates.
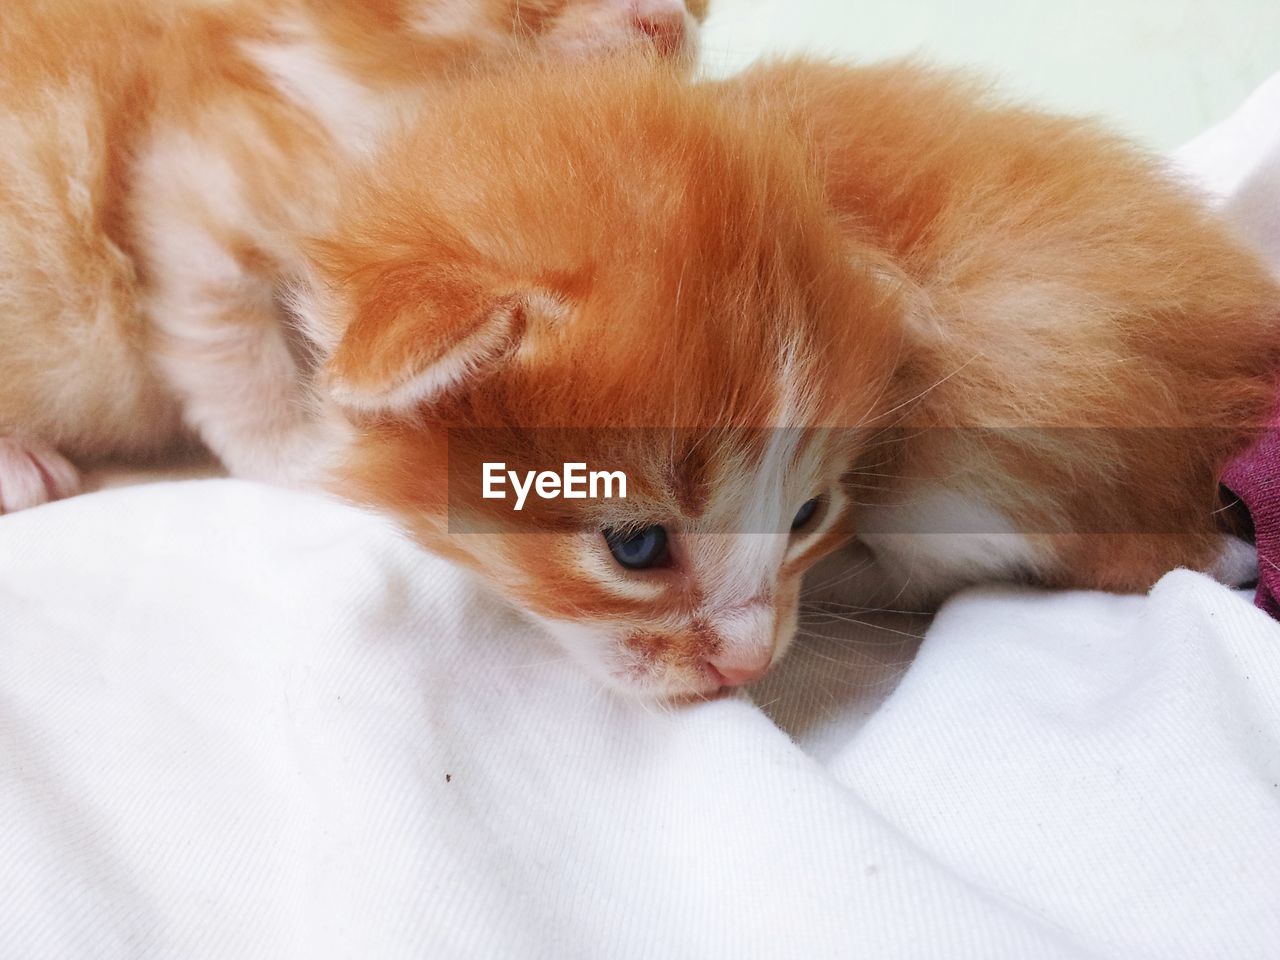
[856,484,1044,607]
[531,616,719,700]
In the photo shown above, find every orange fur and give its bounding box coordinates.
[7,9,1280,695]
[0,0,701,500]
[727,60,1280,600]
[303,57,906,697]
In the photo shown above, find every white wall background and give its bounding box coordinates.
[700,0,1280,149]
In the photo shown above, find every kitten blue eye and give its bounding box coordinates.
[791,498,821,531]
[603,525,669,570]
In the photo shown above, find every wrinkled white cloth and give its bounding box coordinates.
[1174,69,1280,276]
[3,74,1280,960]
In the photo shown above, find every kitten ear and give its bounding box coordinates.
[325,276,524,414]
[859,248,944,344]
[294,259,551,414]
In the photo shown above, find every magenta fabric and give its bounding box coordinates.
[1222,429,1280,618]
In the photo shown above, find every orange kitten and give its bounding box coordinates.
[292,58,908,697]
[7,14,1277,699]
[729,60,1280,604]
[0,0,701,509]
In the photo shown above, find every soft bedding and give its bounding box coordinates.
[2,74,1279,960]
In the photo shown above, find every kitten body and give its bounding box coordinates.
[0,0,700,507]
[1,29,902,699]
[730,61,1280,604]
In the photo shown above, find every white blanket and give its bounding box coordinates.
[3,79,1280,960]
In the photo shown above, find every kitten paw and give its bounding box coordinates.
[0,437,81,514]
[1207,534,1259,588]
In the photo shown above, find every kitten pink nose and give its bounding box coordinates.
[705,649,772,687]
[632,2,688,58]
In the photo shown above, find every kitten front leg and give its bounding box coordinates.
[130,120,355,488]
[142,223,337,487]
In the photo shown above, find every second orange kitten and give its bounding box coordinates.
[0,0,701,509]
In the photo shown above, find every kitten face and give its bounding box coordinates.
[449,427,867,697]
[300,59,905,699]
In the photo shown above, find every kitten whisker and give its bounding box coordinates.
[800,618,925,641]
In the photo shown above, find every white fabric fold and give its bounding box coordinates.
[3,67,1280,960]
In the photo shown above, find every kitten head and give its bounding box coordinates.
[297,58,905,699]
